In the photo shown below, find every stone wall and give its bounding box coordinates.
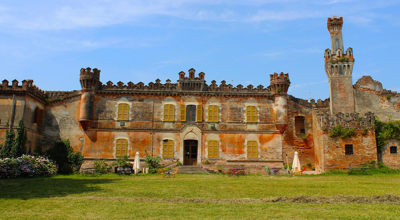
[354,76,400,121]
[382,139,400,168]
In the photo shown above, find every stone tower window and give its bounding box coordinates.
[345,145,353,155]
[295,116,306,134]
[390,146,397,154]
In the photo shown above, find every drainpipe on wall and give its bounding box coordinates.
[9,94,16,130]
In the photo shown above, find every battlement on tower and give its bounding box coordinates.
[268,72,290,94]
[327,16,343,33]
[80,67,101,91]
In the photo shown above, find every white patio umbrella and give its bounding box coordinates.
[292,151,301,172]
[133,151,141,174]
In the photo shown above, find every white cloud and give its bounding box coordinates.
[289,80,328,92]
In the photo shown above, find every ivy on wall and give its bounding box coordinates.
[375,116,400,154]
[329,125,356,139]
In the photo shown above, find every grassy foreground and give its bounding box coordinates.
[1,173,400,219]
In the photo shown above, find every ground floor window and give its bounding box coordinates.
[345,145,353,155]
[390,146,397,154]
[116,139,128,157]
[163,140,174,158]
[247,141,258,158]
[208,140,219,158]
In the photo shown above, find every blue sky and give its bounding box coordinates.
[1,0,399,100]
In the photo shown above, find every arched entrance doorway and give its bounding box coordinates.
[180,125,202,166]
[184,140,198,165]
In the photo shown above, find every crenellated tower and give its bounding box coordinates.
[269,72,291,133]
[79,67,100,129]
[324,17,355,116]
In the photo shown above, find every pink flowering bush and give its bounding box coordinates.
[0,155,57,178]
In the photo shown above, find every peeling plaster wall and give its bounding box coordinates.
[283,99,315,169]
[41,96,85,151]
[382,139,400,168]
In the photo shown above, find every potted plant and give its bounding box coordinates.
[111,155,131,174]
[217,166,223,174]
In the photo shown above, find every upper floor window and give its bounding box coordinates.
[208,140,219,158]
[116,139,128,157]
[247,141,258,159]
[163,104,175,121]
[33,107,44,125]
[118,103,129,121]
[390,146,397,154]
[208,105,219,122]
[246,106,257,123]
[345,145,353,155]
[163,140,174,158]
[295,116,306,134]
[180,104,202,122]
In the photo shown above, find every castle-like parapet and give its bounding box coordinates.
[319,112,375,129]
[178,68,206,91]
[268,72,290,94]
[0,79,46,100]
[327,16,343,34]
[80,67,100,91]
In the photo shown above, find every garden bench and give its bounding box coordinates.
[348,167,371,175]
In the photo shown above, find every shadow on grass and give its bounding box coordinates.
[0,175,120,200]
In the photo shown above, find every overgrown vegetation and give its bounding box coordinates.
[94,159,109,174]
[45,139,84,174]
[301,135,307,140]
[375,116,400,154]
[144,151,161,173]
[385,95,391,100]
[361,128,368,135]
[329,125,356,139]
[276,85,281,93]
[110,155,130,168]
[0,119,27,159]
[360,160,400,174]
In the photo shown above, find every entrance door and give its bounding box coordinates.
[184,140,198,165]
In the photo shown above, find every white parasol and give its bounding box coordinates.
[133,151,141,174]
[292,151,301,172]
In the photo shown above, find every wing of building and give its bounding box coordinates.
[1,17,399,172]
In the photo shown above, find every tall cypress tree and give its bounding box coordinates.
[1,121,15,158]
[11,118,27,157]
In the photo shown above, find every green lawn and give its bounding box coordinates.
[1,173,400,219]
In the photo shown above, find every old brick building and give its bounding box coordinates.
[1,17,399,172]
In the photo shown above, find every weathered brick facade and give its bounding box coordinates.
[1,17,399,172]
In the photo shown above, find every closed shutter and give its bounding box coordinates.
[163,140,174,157]
[180,104,186,121]
[164,104,175,121]
[208,105,219,122]
[118,103,129,120]
[247,141,258,158]
[197,104,202,122]
[246,106,257,123]
[208,140,219,158]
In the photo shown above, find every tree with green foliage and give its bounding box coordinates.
[144,150,162,173]
[11,118,27,157]
[0,122,14,158]
[46,139,84,174]
[1,119,27,159]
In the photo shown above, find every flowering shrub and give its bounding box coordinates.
[0,155,57,178]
